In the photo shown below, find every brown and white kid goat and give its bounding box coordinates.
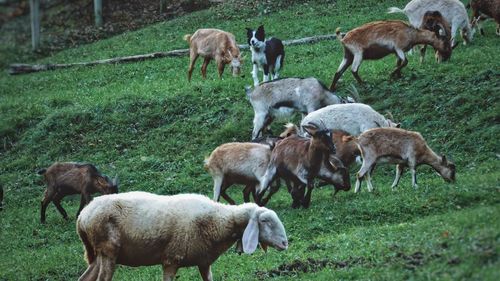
[419,11,453,63]
[38,162,118,223]
[184,28,242,81]
[329,19,452,90]
[258,123,340,208]
[347,128,456,193]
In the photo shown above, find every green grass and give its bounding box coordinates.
[0,0,499,280]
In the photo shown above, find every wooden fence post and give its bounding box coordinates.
[94,0,103,27]
[29,0,40,51]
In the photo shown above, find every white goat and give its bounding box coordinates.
[388,0,473,47]
[301,103,400,137]
[246,77,350,139]
[345,128,456,192]
[77,192,288,281]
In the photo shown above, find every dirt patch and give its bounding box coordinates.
[255,257,370,279]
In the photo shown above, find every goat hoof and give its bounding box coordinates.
[291,202,301,209]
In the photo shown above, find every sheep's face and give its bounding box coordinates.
[258,210,288,251]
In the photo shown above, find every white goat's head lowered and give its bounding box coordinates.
[242,208,288,254]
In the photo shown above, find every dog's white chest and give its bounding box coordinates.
[252,50,267,66]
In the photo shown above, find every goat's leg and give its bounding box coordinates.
[496,22,499,36]
[391,164,405,190]
[187,51,199,82]
[96,255,116,281]
[78,260,99,281]
[163,265,178,281]
[391,49,407,78]
[252,113,267,139]
[201,57,211,79]
[419,45,427,64]
[273,55,283,79]
[450,24,459,47]
[220,190,236,205]
[77,193,92,218]
[366,164,376,192]
[198,265,213,281]
[350,53,364,84]
[355,159,374,193]
[302,181,315,208]
[212,176,224,202]
[260,179,281,206]
[291,183,305,209]
[258,164,277,196]
[330,51,354,90]
[411,167,418,189]
[40,187,56,223]
[243,184,253,203]
[216,59,226,79]
[53,194,68,220]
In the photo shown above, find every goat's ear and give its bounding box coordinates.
[395,123,401,128]
[256,25,265,40]
[97,176,107,186]
[437,23,447,37]
[342,135,354,143]
[242,215,260,254]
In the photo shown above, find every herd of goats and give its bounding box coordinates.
[2,0,496,280]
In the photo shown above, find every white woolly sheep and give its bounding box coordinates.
[301,103,400,137]
[77,192,288,281]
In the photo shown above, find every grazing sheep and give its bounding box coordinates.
[258,123,338,208]
[347,128,456,192]
[246,77,351,139]
[301,103,400,137]
[38,162,118,224]
[329,19,452,90]
[388,0,473,47]
[468,0,500,36]
[77,192,288,281]
[184,28,242,81]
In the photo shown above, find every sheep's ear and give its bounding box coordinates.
[242,217,259,254]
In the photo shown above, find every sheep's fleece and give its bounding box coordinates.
[77,192,288,274]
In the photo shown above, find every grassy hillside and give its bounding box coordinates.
[0,0,499,280]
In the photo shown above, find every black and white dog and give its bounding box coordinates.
[246,25,285,86]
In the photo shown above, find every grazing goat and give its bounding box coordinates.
[347,128,456,192]
[246,77,350,139]
[468,0,500,36]
[301,103,400,137]
[258,123,338,208]
[329,20,452,90]
[77,192,288,281]
[38,162,118,224]
[388,0,473,47]
[184,28,242,81]
[419,11,453,63]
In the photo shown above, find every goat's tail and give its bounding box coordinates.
[77,225,96,265]
[387,7,405,14]
[183,34,192,43]
[37,168,46,175]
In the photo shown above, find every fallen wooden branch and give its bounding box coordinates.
[8,34,337,75]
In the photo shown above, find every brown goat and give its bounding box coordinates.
[330,20,452,90]
[38,162,118,223]
[469,0,500,36]
[258,123,338,208]
[184,28,242,81]
[420,11,453,63]
[347,128,456,192]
